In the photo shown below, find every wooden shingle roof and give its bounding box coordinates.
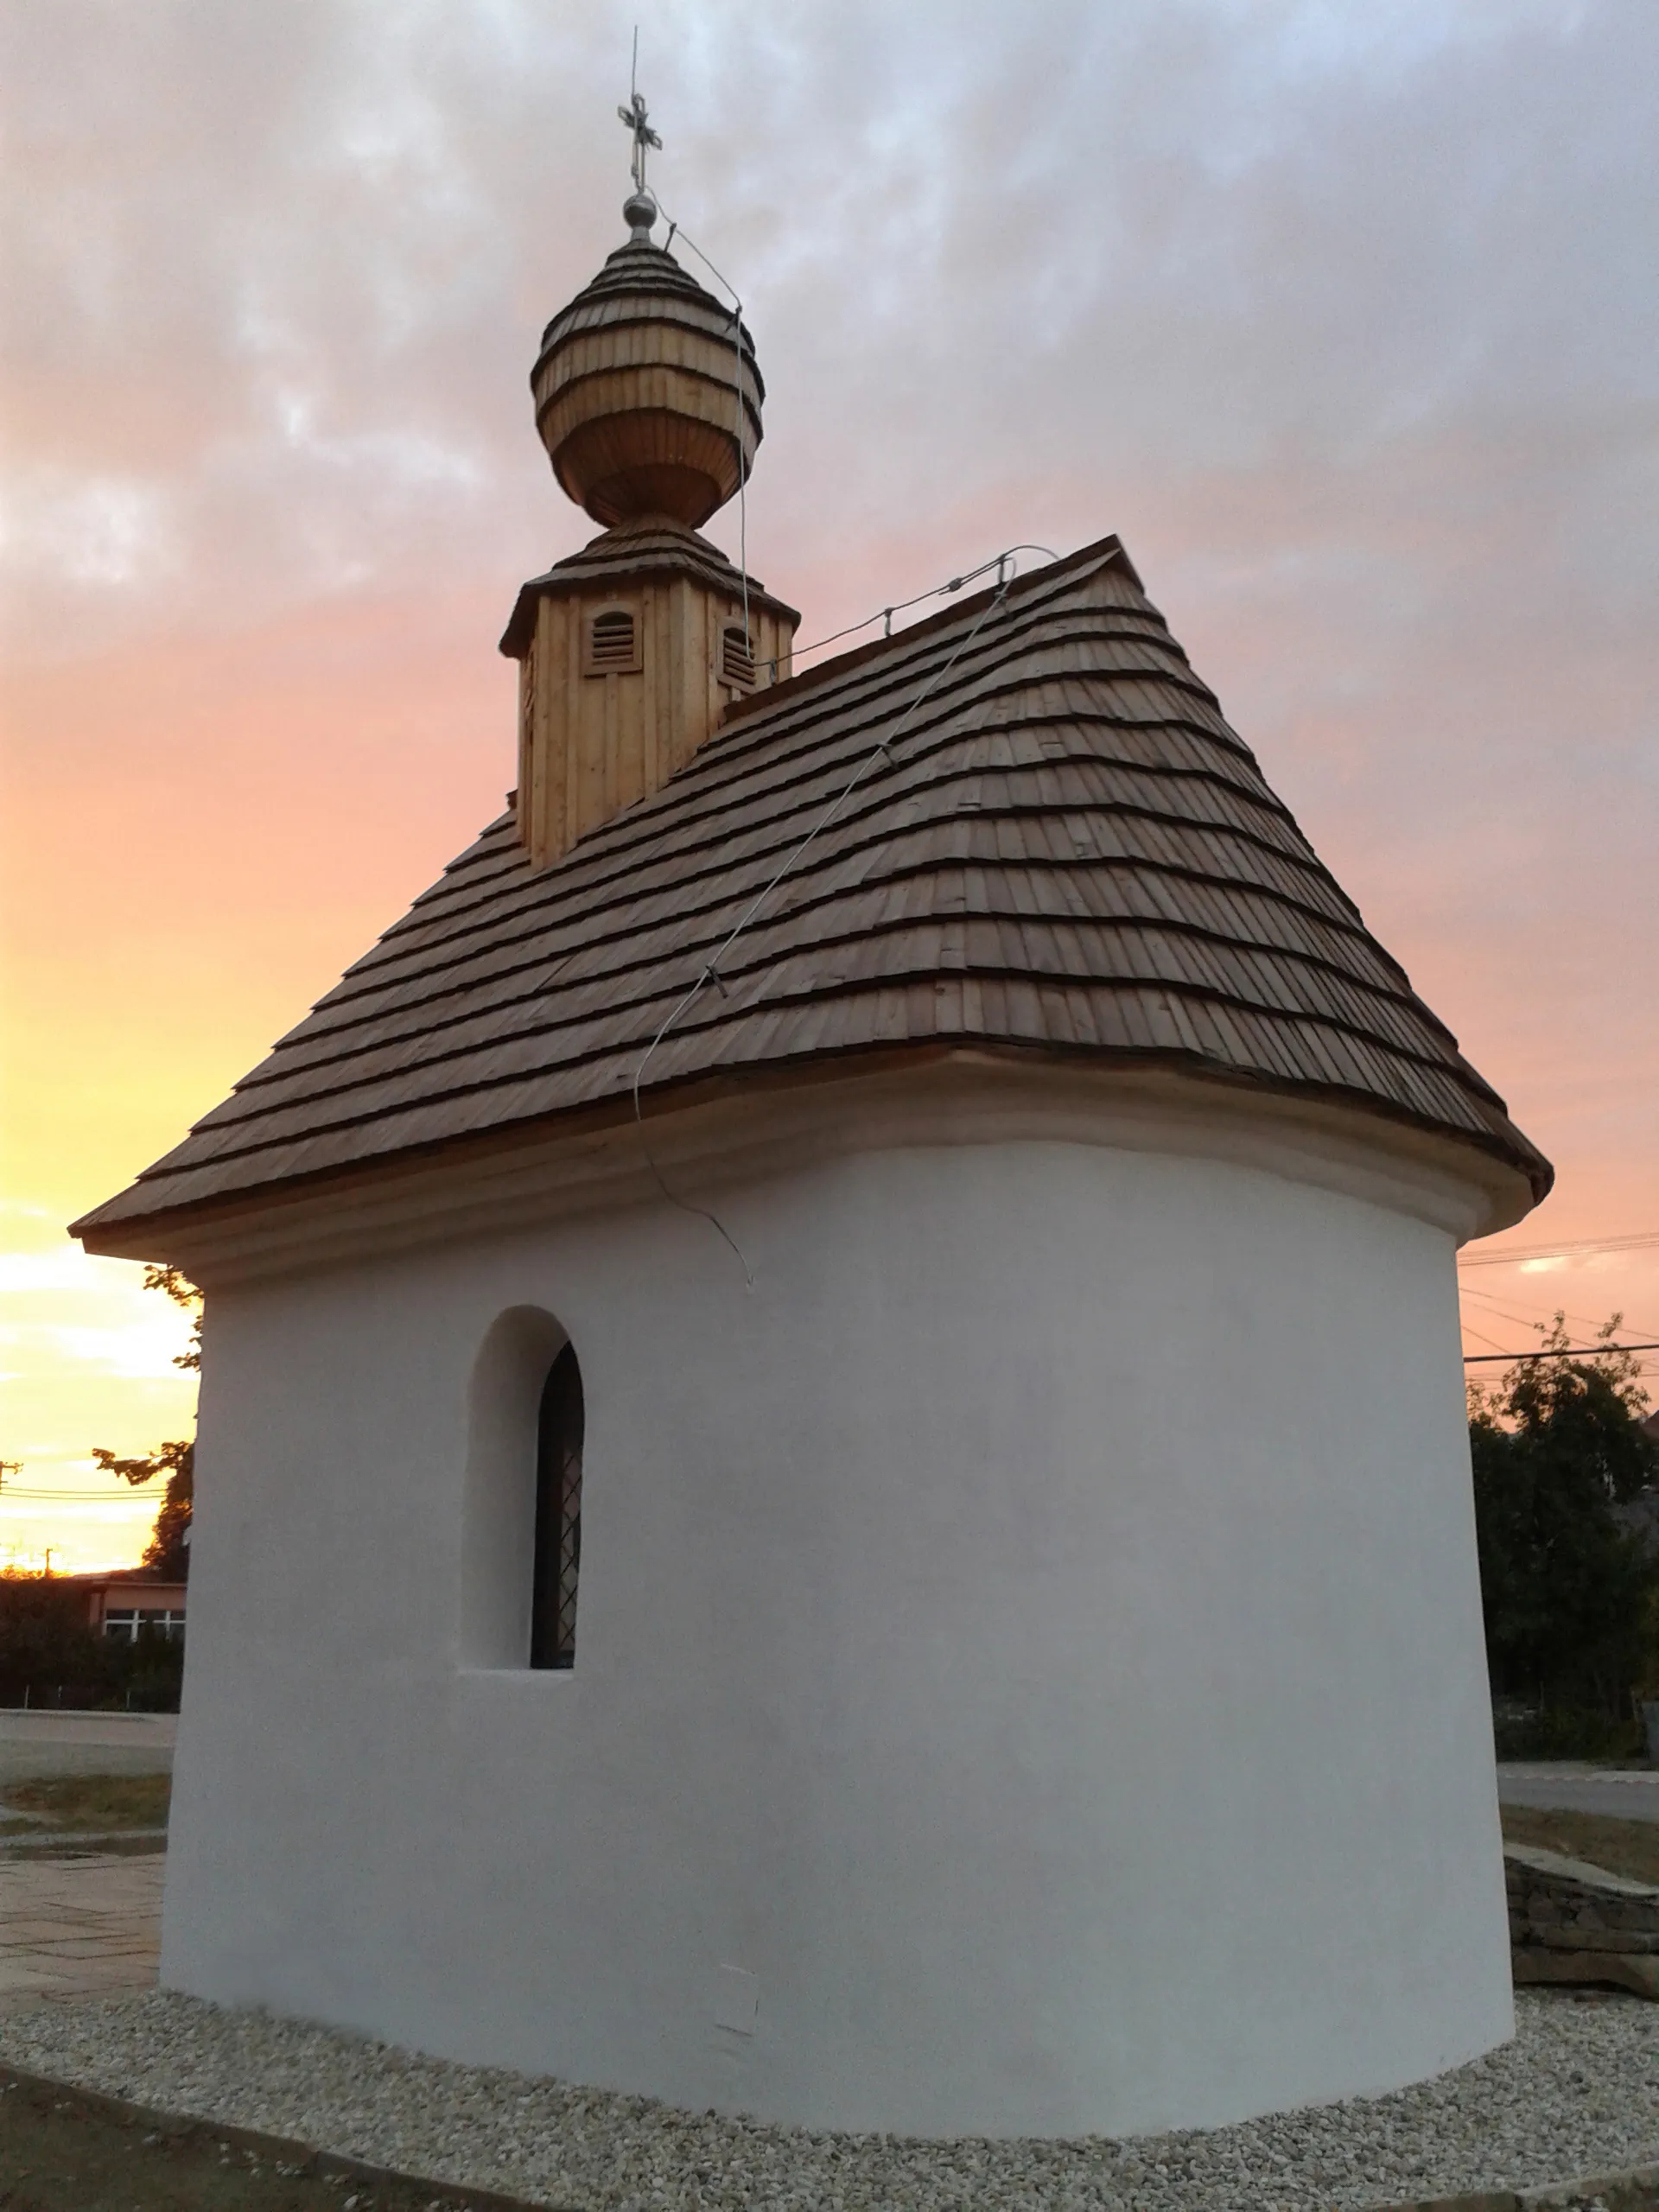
[532,238,763,409]
[73,533,1549,1241]
[499,515,798,659]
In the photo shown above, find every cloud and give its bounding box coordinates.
[0,1247,151,1297]
[0,1321,189,1382]
[3,0,1656,1472]
[8,1,1654,649]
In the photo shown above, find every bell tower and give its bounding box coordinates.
[501,174,798,870]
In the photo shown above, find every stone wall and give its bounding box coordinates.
[1507,1842,1659,1999]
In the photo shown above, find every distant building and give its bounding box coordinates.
[64,1576,187,1642]
[73,179,1552,2138]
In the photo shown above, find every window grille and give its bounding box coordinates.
[584,607,641,675]
[721,624,755,689]
[531,1342,584,1669]
[103,1610,185,1643]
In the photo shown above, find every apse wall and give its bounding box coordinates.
[165,1124,1512,2139]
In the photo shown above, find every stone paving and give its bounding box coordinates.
[0,1851,163,2011]
[0,1723,173,2016]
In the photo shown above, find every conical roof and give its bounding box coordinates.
[73,533,1549,1248]
[537,237,761,372]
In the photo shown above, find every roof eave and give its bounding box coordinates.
[499,558,800,660]
[69,1039,1550,1268]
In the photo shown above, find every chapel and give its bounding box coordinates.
[73,162,1551,2139]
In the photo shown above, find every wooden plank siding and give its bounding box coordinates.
[512,521,797,870]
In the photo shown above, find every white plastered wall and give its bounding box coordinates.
[165,1123,1512,2139]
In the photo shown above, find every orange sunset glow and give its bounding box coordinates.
[3,3,1656,1571]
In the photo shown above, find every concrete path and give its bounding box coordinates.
[0,1711,175,1783]
[1497,1762,1659,1823]
[0,1853,162,2011]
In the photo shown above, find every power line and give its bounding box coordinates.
[1459,1230,1659,1269]
[1459,1281,1659,1344]
[0,1480,162,1502]
[0,1491,157,1503]
[1459,1314,1516,1356]
[1463,1341,1659,1365]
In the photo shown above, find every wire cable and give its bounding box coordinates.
[1460,1281,1659,1347]
[652,198,753,648]
[646,200,1059,675]
[1459,1319,1515,1357]
[1459,1229,1659,1268]
[627,560,1030,1280]
[1465,1341,1659,1365]
[0,1491,162,1503]
[616,173,1064,1274]
[772,544,1062,679]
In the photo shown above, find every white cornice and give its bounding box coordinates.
[77,1054,1535,1287]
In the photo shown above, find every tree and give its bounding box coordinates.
[0,1568,107,1699]
[92,1438,193,1578]
[143,1265,201,1371]
[1470,1313,1659,1716]
[91,1268,201,1579]
[0,1569,183,1709]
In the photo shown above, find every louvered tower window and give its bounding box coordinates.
[721,624,755,689]
[530,1342,584,1669]
[584,607,641,675]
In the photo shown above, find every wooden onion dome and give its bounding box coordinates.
[531,192,763,530]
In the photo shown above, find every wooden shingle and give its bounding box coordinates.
[73,532,1550,1241]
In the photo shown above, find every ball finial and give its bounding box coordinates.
[622,190,657,244]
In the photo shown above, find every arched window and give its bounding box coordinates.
[531,1343,584,1669]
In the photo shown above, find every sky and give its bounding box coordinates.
[2,0,1656,1569]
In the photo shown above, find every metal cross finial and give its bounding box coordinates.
[617,89,662,195]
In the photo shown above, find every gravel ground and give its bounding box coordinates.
[0,1988,1653,2211]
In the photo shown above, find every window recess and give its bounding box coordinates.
[531,1343,585,1669]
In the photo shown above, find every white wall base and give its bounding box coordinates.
[164,1117,1512,2138]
